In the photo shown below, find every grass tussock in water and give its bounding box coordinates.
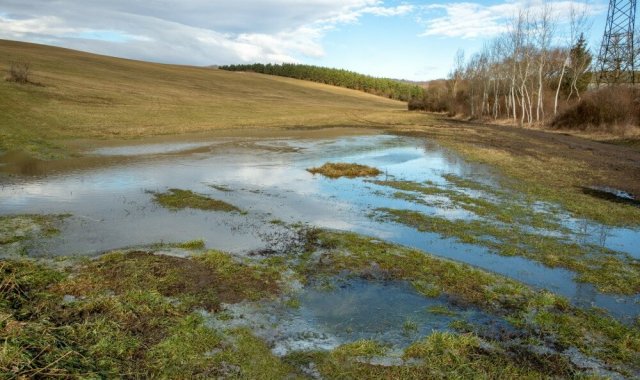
[152,188,240,212]
[375,207,640,295]
[307,162,381,178]
[396,125,640,226]
[304,332,571,379]
[0,250,290,378]
[0,214,67,257]
[0,214,65,244]
[370,176,640,295]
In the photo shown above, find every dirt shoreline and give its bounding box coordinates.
[0,126,382,177]
[393,116,640,197]
[3,117,639,223]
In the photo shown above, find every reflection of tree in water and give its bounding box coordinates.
[574,281,597,309]
[577,220,611,248]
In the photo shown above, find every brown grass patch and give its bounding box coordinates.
[59,251,280,311]
[551,87,640,132]
[152,189,240,212]
[307,162,381,178]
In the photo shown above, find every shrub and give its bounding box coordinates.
[407,98,425,111]
[551,86,640,131]
[6,62,31,84]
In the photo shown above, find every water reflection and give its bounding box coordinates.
[1,134,639,320]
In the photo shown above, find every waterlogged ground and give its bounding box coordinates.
[2,133,640,377]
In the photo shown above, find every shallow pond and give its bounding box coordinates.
[209,278,511,356]
[1,134,639,321]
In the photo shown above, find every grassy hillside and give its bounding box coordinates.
[0,40,415,158]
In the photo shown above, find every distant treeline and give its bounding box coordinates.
[219,63,425,101]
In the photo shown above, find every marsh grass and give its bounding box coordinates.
[0,248,288,377]
[0,214,67,257]
[372,176,566,231]
[61,250,281,311]
[296,230,640,375]
[396,125,640,226]
[375,207,640,294]
[307,162,382,179]
[370,175,640,294]
[175,239,206,250]
[426,305,458,316]
[0,214,64,245]
[313,332,571,379]
[3,225,639,377]
[152,188,240,212]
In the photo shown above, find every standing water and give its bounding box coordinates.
[1,134,639,321]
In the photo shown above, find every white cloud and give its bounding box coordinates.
[419,0,604,39]
[0,0,413,65]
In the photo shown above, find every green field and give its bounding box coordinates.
[0,39,422,158]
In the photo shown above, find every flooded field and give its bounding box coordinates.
[2,133,640,377]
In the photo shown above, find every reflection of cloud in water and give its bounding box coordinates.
[2,134,640,320]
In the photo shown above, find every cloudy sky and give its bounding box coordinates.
[0,0,608,80]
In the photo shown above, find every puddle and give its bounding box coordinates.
[2,134,639,321]
[90,142,216,156]
[582,186,640,207]
[209,278,509,356]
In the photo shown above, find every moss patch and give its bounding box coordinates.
[152,188,240,212]
[307,162,381,179]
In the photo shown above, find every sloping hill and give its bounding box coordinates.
[0,40,413,158]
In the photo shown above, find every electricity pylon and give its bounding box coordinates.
[595,0,637,85]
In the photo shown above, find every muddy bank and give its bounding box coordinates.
[392,117,640,226]
[395,117,640,198]
[0,126,381,177]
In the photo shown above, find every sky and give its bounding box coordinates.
[0,0,611,81]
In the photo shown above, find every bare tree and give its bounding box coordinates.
[554,2,591,114]
[533,2,556,122]
[447,49,466,113]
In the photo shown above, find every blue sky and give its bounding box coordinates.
[0,0,610,80]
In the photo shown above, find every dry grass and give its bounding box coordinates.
[0,39,420,158]
[393,118,640,226]
[5,62,30,84]
[307,162,382,178]
[551,87,640,132]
